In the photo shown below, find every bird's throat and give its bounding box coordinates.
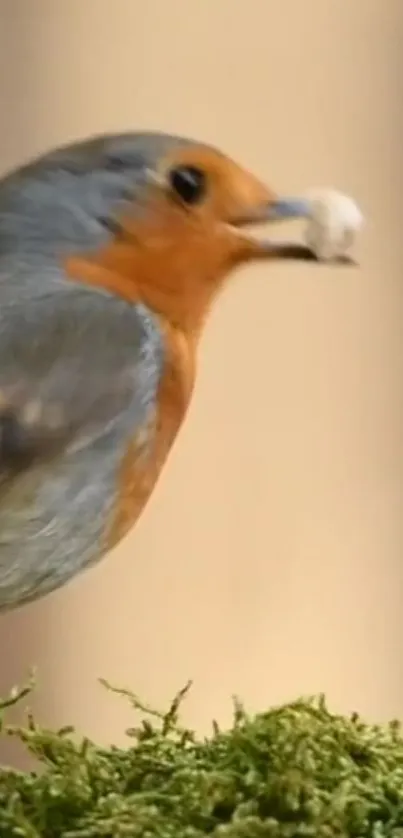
[64,212,234,342]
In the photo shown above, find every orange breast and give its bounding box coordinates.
[63,197,222,552]
[63,251,197,552]
[106,318,196,551]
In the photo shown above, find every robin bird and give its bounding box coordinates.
[0,131,362,611]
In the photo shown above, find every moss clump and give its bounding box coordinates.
[0,678,403,837]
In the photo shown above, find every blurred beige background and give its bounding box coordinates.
[0,0,402,766]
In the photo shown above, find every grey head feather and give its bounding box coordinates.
[0,131,201,263]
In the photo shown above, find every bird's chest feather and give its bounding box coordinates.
[63,251,197,553]
[106,325,195,550]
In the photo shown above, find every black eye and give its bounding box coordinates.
[169,165,206,205]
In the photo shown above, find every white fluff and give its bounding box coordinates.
[302,189,363,262]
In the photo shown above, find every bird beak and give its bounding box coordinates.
[251,197,313,224]
[230,196,316,261]
[231,194,359,264]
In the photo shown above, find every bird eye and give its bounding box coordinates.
[169,165,206,205]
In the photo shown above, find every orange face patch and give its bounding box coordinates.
[64,144,277,338]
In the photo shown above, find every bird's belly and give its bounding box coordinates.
[0,420,158,611]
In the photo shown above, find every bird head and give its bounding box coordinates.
[2,131,361,336]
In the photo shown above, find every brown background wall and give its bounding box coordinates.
[0,0,402,766]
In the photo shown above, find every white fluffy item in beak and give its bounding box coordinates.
[270,189,363,262]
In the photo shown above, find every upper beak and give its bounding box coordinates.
[242,197,312,224]
[265,198,313,222]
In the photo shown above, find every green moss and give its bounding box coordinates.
[1,677,403,837]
